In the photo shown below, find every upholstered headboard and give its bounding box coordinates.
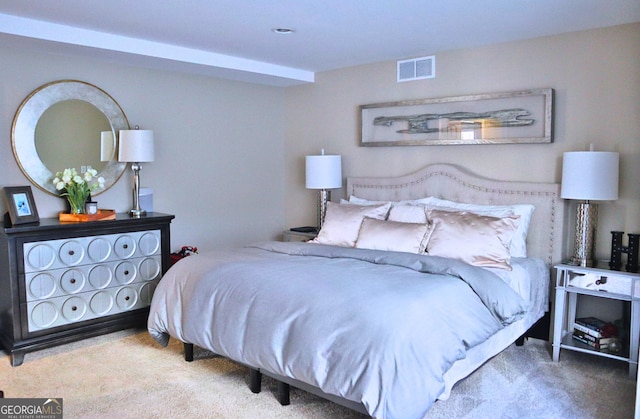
[346,163,565,266]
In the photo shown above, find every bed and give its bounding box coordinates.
[148,163,565,419]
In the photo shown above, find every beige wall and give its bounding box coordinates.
[284,23,640,262]
[0,46,286,251]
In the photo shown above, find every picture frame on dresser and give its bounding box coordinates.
[3,186,39,225]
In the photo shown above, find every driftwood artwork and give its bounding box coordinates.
[373,109,534,134]
[360,89,553,146]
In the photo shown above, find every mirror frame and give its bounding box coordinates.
[11,80,130,196]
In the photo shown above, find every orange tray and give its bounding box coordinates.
[59,209,116,222]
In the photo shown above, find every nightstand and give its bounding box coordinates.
[282,229,317,242]
[552,263,640,378]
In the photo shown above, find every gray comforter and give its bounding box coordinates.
[148,241,527,419]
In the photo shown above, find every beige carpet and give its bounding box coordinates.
[0,329,636,418]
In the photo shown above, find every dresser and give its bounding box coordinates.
[0,212,174,366]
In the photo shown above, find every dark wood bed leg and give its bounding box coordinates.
[249,369,262,393]
[277,381,290,406]
[184,343,194,362]
[515,335,525,346]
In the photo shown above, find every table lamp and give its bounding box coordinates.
[561,148,619,267]
[118,127,155,217]
[306,149,342,229]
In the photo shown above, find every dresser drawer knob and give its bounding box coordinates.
[71,306,77,311]
[123,244,128,249]
[125,296,130,301]
[124,270,129,275]
[68,250,75,256]
[70,278,76,284]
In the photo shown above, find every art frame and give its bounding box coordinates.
[3,186,40,225]
[360,88,553,146]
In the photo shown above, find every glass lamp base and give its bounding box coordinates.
[571,201,598,267]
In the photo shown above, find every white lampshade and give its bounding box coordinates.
[100,131,115,161]
[306,154,342,189]
[118,130,155,163]
[561,151,619,201]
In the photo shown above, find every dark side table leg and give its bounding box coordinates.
[277,381,290,406]
[249,369,262,393]
[184,343,194,362]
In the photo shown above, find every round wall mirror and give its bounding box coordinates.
[11,80,129,196]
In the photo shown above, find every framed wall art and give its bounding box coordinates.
[3,186,40,225]
[360,88,553,146]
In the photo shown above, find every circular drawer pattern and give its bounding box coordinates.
[30,301,59,329]
[58,240,85,266]
[115,261,137,284]
[138,232,160,256]
[28,273,57,300]
[62,296,88,322]
[89,265,113,289]
[25,243,56,271]
[90,291,115,316]
[114,235,137,259]
[60,269,86,294]
[138,257,161,281]
[87,237,112,262]
[116,287,138,310]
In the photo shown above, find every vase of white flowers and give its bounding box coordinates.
[53,168,105,214]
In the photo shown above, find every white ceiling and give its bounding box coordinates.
[1,0,639,86]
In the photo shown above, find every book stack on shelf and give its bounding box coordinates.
[572,317,619,352]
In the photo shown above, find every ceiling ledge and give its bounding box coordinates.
[0,13,314,87]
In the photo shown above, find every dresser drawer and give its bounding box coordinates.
[25,279,160,332]
[23,230,161,273]
[567,270,640,297]
[24,255,162,302]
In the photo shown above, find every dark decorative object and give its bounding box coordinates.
[609,231,640,272]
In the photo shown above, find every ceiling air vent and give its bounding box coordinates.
[397,55,435,82]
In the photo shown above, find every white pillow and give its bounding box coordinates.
[355,218,432,254]
[348,195,432,207]
[387,205,428,224]
[312,202,391,247]
[426,197,534,258]
[426,209,519,270]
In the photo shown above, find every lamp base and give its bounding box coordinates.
[570,201,598,267]
[129,162,147,218]
[316,189,331,229]
[129,209,147,218]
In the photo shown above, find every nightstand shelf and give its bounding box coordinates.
[559,332,629,362]
[552,263,640,378]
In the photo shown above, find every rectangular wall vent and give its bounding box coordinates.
[397,55,435,82]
